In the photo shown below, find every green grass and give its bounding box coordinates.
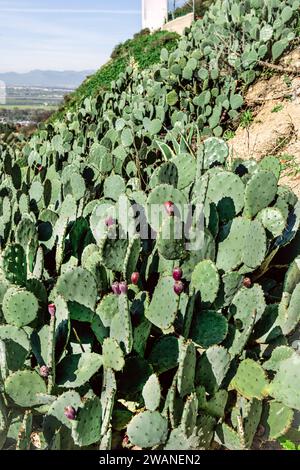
[240,110,253,129]
[271,104,284,113]
[279,153,300,177]
[51,29,179,121]
[223,129,235,140]
[278,438,300,450]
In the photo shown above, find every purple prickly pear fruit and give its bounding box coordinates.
[174,281,184,295]
[48,303,56,318]
[172,267,182,281]
[243,277,252,288]
[105,216,115,227]
[131,272,139,285]
[164,201,174,216]
[119,281,128,294]
[64,406,76,420]
[39,365,49,378]
[37,164,43,172]
[112,282,121,295]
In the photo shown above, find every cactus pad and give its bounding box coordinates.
[230,359,269,400]
[72,394,102,446]
[95,294,118,328]
[196,345,231,394]
[269,355,300,410]
[146,276,178,331]
[261,401,293,441]
[127,410,168,448]
[56,267,97,310]
[102,337,125,371]
[191,310,228,348]
[191,260,220,303]
[148,336,179,374]
[177,338,196,398]
[207,171,245,221]
[142,374,161,411]
[43,390,82,445]
[256,207,286,237]
[5,370,46,407]
[3,287,39,327]
[56,352,103,388]
[2,244,27,285]
[244,170,277,218]
[110,295,133,354]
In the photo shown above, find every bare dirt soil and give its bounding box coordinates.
[228,48,300,197]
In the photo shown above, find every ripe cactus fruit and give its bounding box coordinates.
[119,281,128,294]
[243,277,252,288]
[64,406,76,420]
[112,282,120,295]
[40,365,49,378]
[173,267,183,281]
[131,272,140,285]
[48,303,56,318]
[105,216,115,227]
[174,281,184,295]
[164,200,174,216]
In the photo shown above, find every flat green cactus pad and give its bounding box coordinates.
[5,370,47,407]
[142,374,161,411]
[2,287,39,327]
[127,410,168,448]
[56,353,103,388]
[191,260,220,303]
[191,310,228,348]
[269,355,300,411]
[230,359,269,400]
[72,394,102,446]
[146,276,178,331]
[102,337,125,371]
[55,267,97,310]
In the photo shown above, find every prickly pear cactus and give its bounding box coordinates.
[1,0,300,452]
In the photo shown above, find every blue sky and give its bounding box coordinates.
[0,0,142,72]
[0,1,187,73]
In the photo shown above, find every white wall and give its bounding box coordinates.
[142,0,168,31]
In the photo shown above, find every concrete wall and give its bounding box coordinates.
[162,12,194,35]
[142,0,168,31]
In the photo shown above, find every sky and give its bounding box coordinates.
[0,0,142,73]
[0,0,188,73]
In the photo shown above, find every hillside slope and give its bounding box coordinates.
[228,49,300,196]
[52,29,179,120]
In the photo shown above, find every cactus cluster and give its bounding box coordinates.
[1,0,300,451]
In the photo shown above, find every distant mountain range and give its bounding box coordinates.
[0,70,95,89]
